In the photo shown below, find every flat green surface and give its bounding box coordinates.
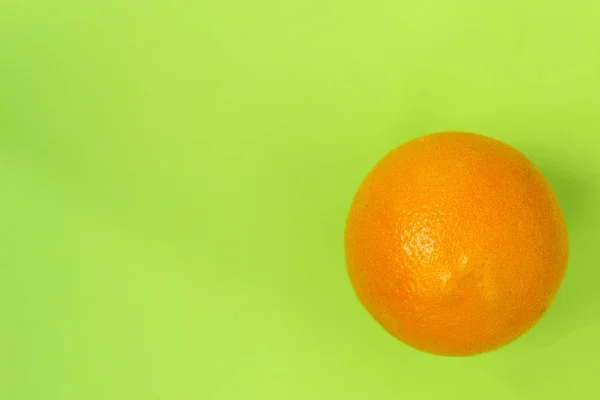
[1,1,599,399]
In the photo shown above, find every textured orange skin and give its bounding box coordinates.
[345,132,568,356]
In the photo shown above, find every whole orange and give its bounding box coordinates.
[345,132,568,356]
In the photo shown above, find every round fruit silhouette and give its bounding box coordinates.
[345,132,568,356]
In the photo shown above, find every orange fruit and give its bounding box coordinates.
[344,132,568,356]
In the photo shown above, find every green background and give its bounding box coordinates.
[1,0,598,399]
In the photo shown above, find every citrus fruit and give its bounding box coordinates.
[344,132,568,356]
